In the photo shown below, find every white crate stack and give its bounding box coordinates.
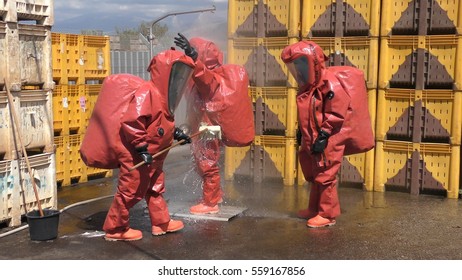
[0,0,55,227]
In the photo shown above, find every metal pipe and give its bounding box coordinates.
[148,5,216,58]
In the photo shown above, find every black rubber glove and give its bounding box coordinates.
[135,144,152,164]
[174,127,191,145]
[312,130,330,154]
[174,33,198,61]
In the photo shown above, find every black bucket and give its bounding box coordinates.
[26,209,61,241]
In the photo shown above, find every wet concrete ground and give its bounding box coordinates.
[0,145,461,260]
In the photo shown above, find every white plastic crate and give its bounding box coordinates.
[0,153,57,227]
[16,153,57,215]
[17,24,53,89]
[0,89,53,160]
[0,160,13,224]
[18,90,53,152]
[0,1,9,21]
[3,24,53,90]
[4,0,54,25]
[0,91,12,160]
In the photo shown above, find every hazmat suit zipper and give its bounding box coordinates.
[312,94,328,167]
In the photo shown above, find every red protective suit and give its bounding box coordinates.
[281,41,351,223]
[185,37,253,209]
[81,50,195,237]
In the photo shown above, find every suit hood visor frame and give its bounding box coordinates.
[168,61,194,115]
[286,56,311,88]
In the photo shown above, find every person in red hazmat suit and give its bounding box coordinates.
[281,41,351,228]
[174,33,254,214]
[175,35,224,214]
[81,49,195,241]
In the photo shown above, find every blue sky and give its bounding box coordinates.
[53,0,228,35]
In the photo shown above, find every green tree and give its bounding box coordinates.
[115,21,168,38]
[80,30,104,36]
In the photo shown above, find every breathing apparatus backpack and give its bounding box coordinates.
[200,64,255,147]
[80,74,145,169]
[324,66,375,155]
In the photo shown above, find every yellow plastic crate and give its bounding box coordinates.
[52,85,85,134]
[54,135,65,183]
[296,157,305,186]
[63,34,82,84]
[82,35,111,80]
[374,140,460,198]
[56,134,112,187]
[250,87,297,137]
[52,33,65,85]
[52,33,110,84]
[340,149,375,191]
[80,84,103,132]
[225,135,297,185]
[54,134,83,186]
[68,134,84,181]
[381,0,462,36]
[378,35,462,90]
[85,166,113,180]
[228,37,298,87]
[52,85,65,133]
[301,0,381,37]
[376,89,462,145]
[228,0,300,38]
[68,85,85,132]
[309,36,379,89]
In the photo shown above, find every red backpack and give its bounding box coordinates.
[325,66,375,155]
[80,74,145,169]
[200,64,255,147]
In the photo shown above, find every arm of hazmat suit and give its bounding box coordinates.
[312,76,352,167]
[317,78,351,137]
[191,59,220,100]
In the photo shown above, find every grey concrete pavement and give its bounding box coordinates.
[0,146,461,260]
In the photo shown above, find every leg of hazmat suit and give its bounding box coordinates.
[147,170,184,235]
[189,137,223,214]
[299,148,341,227]
[103,150,182,239]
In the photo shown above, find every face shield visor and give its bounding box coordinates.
[286,56,310,88]
[168,62,194,115]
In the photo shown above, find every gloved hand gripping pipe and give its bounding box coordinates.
[128,128,207,172]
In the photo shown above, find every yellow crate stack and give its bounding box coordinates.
[225,0,301,186]
[225,0,462,198]
[52,32,112,187]
[225,136,298,186]
[374,0,462,198]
